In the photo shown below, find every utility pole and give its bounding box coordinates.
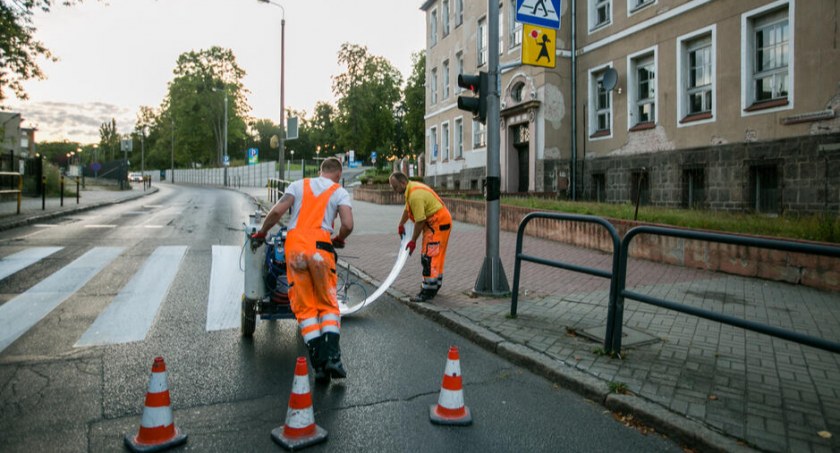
[170,116,175,183]
[473,0,510,296]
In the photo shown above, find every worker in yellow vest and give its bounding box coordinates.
[389,171,452,302]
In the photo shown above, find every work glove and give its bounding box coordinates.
[398,224,406,238]
[406,240,416,256]
[250,231,266,251]
[332,237,346,249]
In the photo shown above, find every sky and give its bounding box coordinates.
[6,0,427,144]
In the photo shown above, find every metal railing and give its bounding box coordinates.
[510,213,622,330]
[509,212,840,356]
[267,178,292,204]
[606,225,840,355]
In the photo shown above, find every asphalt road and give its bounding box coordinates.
[0,184,683,452]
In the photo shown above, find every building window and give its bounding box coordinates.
[509,0,522,47]
[628,50,656,129]
[511,82,525,103]
[442,122,450,161]
[499,4,504,55]
[630,169,650,205]
[589,0,611,31]
[478,18,488,66]
[742,2,792,113]
[456,53,464,93]
[430,9,438,46]
[429,127,438,164]
[592,173,606,202]
[442,60,450,99]
[749,164,780,213]
[430,67,438,104]
[455,118,464,158]
[678,27,715,124]
[628,0,654,14]
[472,119,486,148]
[442,0,450,37]
[456,0,464,26]
[682,167,705,208]
[589,67,612,138]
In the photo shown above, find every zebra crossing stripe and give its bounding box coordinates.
[75,246,188,347]
[206,245,245,331]
[0,247,124,353]
[0,247,63,281]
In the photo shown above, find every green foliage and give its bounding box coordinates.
[126,46,251,170]
[98,119,120,161]
[0,0,73,101]
[403,52,426,155]
[357,168,393,185]
[498,197,840,244]
[608,381,629,394]
[332,43,403,163]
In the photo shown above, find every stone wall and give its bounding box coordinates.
[443,197,840,292]
[572,133,840,214]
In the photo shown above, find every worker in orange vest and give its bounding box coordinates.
[389,171,452,302]
[252,157,353,382]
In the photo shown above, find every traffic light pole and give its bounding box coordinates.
[473,0,510,297]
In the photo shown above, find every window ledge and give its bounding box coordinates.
[744,98,789,112]
[590,129,611,138]
[680,112,713,124]
[629,122,656,132]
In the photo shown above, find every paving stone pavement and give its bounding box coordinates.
[2,182,839,452]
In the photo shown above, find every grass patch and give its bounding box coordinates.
[497,197,840,244]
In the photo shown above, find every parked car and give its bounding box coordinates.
[128,172,143,182]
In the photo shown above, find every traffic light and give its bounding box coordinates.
[457,72,488,124]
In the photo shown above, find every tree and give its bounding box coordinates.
[98,118,120,161]
[332,43,403,163]
[164,47,250,167]
[402,52,426,157]
[0,0,79,102]
[308,102,338,158]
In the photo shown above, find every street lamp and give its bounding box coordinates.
[257,0,286,184]
[211,87,229,186]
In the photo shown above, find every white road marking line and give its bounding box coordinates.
[206,245,244,331]
[0,247,63,281]
[0,247,124,353]
[83,225,117,229]
[75,246,187,347]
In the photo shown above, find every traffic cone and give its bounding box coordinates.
[271,357,328,450]
[124,356,188,452]
[430,345,473,426]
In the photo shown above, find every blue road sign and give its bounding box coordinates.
[516,0,561,29]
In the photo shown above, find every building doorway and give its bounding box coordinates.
[513,123,530,192]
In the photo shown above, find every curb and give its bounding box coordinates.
[342,258,759,453]
[0,187,158,233]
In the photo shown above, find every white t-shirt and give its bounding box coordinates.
[285,177,352,232]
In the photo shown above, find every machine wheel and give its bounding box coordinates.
[241,296,256,337]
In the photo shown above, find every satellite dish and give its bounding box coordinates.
[602,68,618,91]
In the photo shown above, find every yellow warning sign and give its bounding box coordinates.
[522,24,556,68]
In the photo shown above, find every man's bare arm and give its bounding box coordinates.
[258,193,294,235]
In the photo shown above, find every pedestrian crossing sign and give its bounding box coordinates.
[516,0,561,29]
[522,24,556,68]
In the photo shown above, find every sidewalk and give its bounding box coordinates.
[0,182,156,231]
[2,183,838,452]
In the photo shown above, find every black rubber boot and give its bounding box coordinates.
[410,288,437,302]
[323,333,347,379]
[307,337,330,383]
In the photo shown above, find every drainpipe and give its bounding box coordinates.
[570,0,577,200]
